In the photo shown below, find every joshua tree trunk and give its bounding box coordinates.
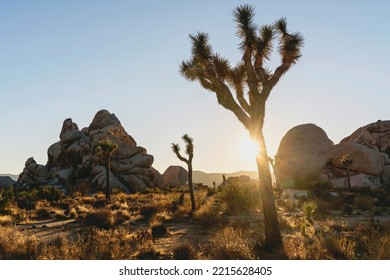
[105,159,110,204]
[188,162,196,212]
[254,130,284,252]
[346,169,351,189]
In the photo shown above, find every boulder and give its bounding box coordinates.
[18,157,50,185]
[0,176,15,189]
[381,165,390,187]
[163,166,188,186]
[274,124,333,189]
[327,142,385,176]
[148,167,165,187]
[341,120,390,153]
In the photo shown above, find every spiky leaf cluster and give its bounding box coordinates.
[180,5,304,130]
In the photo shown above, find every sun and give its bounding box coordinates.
[239,136,260,160]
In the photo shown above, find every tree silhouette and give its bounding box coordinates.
[341,154,353,188]
[180,4,304,251]
[171,134,196,212]
[94,139,119,204]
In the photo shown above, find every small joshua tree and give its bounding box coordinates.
[94,139,119,204]
[171,134,196,212]
[341,154,353,189]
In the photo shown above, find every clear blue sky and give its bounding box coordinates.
[1,0,389,175]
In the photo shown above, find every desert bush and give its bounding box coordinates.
[342,203,354,215]
[151,223,168,237]
[37,186,63,202]
[140,205,159,220]
[172,242,196,260]
[0,226,40,259]
[354,195,375,211]
[206,226,256,259]
[221,183,261,214]
[194,197,224,225]
[92,199,106,209]
[0,186,15,214]
[113,210,131,225]
[0,215,14,227]
[83,209,114,229]
[16,190,38,210]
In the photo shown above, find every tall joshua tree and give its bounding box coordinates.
[180,5,304,251]
[94,139,119,204]
[171,134,196,212]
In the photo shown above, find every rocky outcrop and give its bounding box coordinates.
[341,120,390,153]
[323,121,390,189]
[0,176,15,189]
[18,109,159,193]
[18,157,51,186]
[327,142,385,176]
[163,166,188,186]
[274,124,333,189]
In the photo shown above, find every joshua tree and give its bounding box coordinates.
[341,154,353,188]
[180,5,304,251]
[171,134,196,212]
[94,139,119,204]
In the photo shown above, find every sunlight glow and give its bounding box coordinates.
[239,136,260,160]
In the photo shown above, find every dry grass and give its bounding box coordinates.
[204,226,256,259]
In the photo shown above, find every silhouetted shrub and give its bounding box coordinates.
[173,242,196,260]
[354,195,375,211]
[151,224,168,237]
[83,209,113,229]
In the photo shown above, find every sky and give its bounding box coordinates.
[1,0,389,176]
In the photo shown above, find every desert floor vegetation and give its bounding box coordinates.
[0,183,389,260]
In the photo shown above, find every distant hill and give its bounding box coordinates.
[193,170,258,187]
[0,174,18,181]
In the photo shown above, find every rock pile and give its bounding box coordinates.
[274,121,390,189]
[17,109,164,193]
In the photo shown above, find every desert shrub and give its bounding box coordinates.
[312,179,332,197]
[354,195,375,211]
[0,186,15,214]
[172,242,196,260]
[83,209,114,229]
[0,226,40,259]
[16,190,38,210]
[0,215,14,227]
[151,223,168,237]
[113,210,131,225]
[80,196,95,205]
[140,205,159,220]
[92,199,106,209]
[323,235,358,260]
[342,203,354,215]
[206,226,256,259]
[37,186,63,202]
[221,183,261,214]
[194,198,224,225]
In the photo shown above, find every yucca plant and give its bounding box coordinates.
[180,4,304,251]
[172,134,196,212]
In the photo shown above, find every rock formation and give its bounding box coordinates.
[0,176,15,189]
[274,121,390,189]
[274,124,333,189]
[18,109,163,193]
[162,166,188,186]
[325,121,390,189]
